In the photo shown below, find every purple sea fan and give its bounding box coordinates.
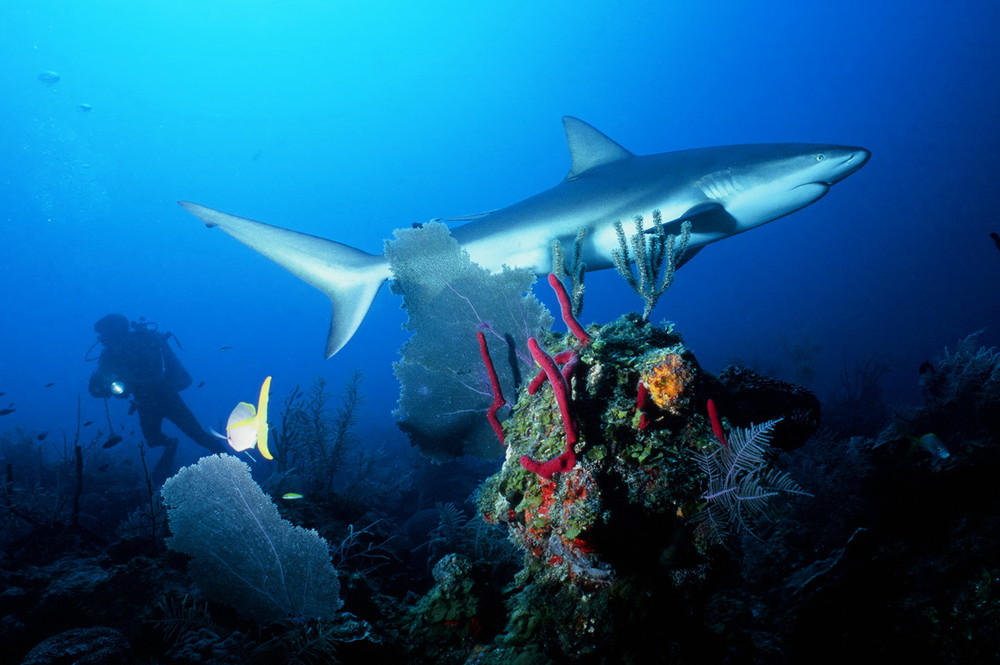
[695,418,811,544]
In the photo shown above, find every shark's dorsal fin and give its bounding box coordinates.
[562,116,634,180]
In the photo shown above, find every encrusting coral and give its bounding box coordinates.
[640,351,695,414]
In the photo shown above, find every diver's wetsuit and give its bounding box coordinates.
[131,384,223,453]
[88,324,225,471]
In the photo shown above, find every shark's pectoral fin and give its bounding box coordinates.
[643,203,735,269]
[675,245,703,269]
[651,202,740,237]
[429,210,498,223]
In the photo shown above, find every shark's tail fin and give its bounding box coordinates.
[179,201,390,357]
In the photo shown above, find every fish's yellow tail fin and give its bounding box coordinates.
[256,376,273,460]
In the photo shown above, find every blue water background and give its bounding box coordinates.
[2,1,998,468]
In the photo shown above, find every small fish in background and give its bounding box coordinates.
[197,381,206,388]
[281,492,305,500]
[0,406,14,416]
[213,376,273,460]
[0,392,5,396]
[82,421,94,427]
[102,433,123,449]
[44,382,55,388]
[991,232,1000,252]
[37,70,60,85]
[218,346,234,352]
[37,431,49,441]
[78,103,92,112]
[908,432,951,459]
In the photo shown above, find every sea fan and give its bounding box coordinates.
[695,418,810,543]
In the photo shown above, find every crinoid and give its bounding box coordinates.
[695,418,810,544]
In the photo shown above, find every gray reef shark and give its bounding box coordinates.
[180,117,869,357]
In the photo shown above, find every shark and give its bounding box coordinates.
[179,116,869,357]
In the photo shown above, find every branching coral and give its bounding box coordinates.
[271,373,363,498]
[611,211,692,320]
[928,331,1000,405]
[879,331,1000,454]
[551,228,588,317]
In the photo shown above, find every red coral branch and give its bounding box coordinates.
[521,337,578,478]
[636,380,652,431]
[477,331,506,446]
[529,348,577,394]
[706,398,728,451]
[521,446,577,479]
[530,275,590,392]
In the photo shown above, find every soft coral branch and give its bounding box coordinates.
[548,273,591,346]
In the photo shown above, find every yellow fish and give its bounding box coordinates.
[220,376,273,460]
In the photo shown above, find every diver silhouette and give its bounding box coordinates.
[88,314,225,482]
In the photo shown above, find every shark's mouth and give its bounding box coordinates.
[796,182,832,192]
[833,150,871,181]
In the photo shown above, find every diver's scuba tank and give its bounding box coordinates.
[131,319,192,392]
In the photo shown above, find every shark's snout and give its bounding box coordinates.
[821,147,870,185]
[840,147,870,177]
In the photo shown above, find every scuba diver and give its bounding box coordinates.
[88,313,225,482]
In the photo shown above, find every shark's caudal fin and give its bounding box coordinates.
[178,202,390,357]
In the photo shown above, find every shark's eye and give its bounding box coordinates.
[815,153,826,162]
